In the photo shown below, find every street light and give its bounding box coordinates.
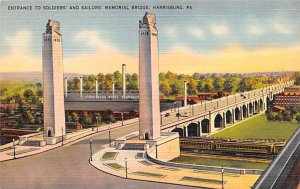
[192,104,194,115]
[96,116,100,133]
[155,144,158,159]
[121,112,124,126]
[221,166,224,189]
[13,138,16,159]
[61,126,64,146]
[177,104,180,120]
[109,127,112,147]
[125,156,128,179]
[89,139,93,161]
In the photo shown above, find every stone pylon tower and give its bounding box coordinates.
[42,20,65,142]
[139,13,161,140]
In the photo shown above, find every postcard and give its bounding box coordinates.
[1,0,299,189]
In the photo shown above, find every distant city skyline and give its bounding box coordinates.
[0,0,299,74]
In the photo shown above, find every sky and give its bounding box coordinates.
[0,0,299,74]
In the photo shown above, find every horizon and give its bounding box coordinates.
[1,0,300,74]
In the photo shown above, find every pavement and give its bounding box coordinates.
[90,146,261,189]
[0,118,138,162]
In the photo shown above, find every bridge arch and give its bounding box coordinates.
[249,102,253,115]
[187,122,198,137]
[235,107,241,121]
[242,105,247,118]
[172,128,184,137]
[226,110,233,124]
[254,100,259,114]
[260,99,264,111]
[201,119,210,133]
[214,114,223,128]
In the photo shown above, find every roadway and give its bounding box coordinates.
[0,122,197,189]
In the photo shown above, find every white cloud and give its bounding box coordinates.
[272,23,293,34]
[248,26,265,35]
[211,25,229,35]
[73,31,115,52]
[189,27,204,39]
[0,31,41,72]
[164,27,177,38]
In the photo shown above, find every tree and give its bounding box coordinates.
[65,113,72,122]
[108,115,116,123]
[165,71,177,80]
[81,111,92,126]
[267,111,277,121]
[160,81,172,96]
[296,115,300,123]
[23,89,34,101]
[213,77,226,92]
[197,80,205,92]
[26,111,35,124]
[187,80,198,95]
[71,112,79,122]
[204,82,214,92]
[92,113,102,125]
[113,71,122,89]
[224,77,241,93]
[36,89,43,97]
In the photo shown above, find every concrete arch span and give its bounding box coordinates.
[214,114,223,128]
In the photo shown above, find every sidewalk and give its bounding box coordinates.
[0,118,138,162]
[90,147,260,189]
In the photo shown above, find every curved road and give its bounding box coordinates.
[0,122,197,189]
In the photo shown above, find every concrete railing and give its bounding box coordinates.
[0,140,19,151]
[253,127,300,188]
[146,140,264,175]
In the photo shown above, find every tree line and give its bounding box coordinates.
[65,71,286,99]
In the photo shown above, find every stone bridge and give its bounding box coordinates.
[166,81,294,137]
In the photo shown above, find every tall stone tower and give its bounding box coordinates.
[42,20,65,142]
[139,13,161,140]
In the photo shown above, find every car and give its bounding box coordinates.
[164,113,170,117]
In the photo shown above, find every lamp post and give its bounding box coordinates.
[121,112,124,126]
[177,104,180,120]
[125,156,128,179]
[109,127,111,147]
[155,144,158,159]
[13,138,16,159]
[96,117,100,133]
[89,139,93,161]
[221,166,224,189]
[61,126,64,146]
[192,104,194,115]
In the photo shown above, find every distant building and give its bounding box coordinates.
[65,122,82,131]
[176,92,231,105]
[274,85,300,107]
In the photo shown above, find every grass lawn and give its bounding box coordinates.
[102,152,118,160]
[130,171,165,178]
[172,156,269,170]
[212,114,299,140]
[180,176,223,184]
[105,163,124,170]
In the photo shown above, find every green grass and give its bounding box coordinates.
[139,160,154,166]
[180,176,224,184]
[212,114,299,140]
[130,171,165,178]
[172,156,269,170]
[105,163,124,170]
[102,152,118,160]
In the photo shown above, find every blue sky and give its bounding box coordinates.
[0,0,299,73]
